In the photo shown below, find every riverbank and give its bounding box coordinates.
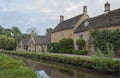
[0,53,37,78]
[0,51,120,75]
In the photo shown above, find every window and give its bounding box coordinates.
[84,21,89,27]
[60,31,64,38]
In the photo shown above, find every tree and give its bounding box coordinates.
[0,35,15,50]
[3,29,12,37]
[0,25,4,35]
[46,28,52,34]
[11,27,22,49]
[27,27,38,35]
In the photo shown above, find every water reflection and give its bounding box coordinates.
[37,70,51,78]
[19,58,119,78]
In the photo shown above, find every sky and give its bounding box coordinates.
[0,0,119,35]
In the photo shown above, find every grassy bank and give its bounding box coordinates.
[1,51,120,74]
[0,53,37,78]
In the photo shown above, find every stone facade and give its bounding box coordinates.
[16,34,51,53]
[51,13,89,43]
[74,26,120,55]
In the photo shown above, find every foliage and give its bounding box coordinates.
[11,27,22,49]
[76,38,85,46]
[72,50,88,55]
[22,34,31,39]
[0,25,4,35]
[46,28,52,34]
[93,44,118,72]
[47,43,59,53]
[76,38,85,50]
[0,35,15,50]
[90,29,120,53]
[2,51,120,73]
[0,54,37,78]
[59,38,74,53]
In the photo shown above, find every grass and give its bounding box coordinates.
[1,51,120,73]
[0,53,37,78]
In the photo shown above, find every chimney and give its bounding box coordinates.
[83,6,87,15]
[60,15,64,22]
[104,1,110,14]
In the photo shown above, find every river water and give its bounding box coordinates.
[14,56,119,78]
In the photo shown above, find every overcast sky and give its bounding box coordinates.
[0,0,119,35]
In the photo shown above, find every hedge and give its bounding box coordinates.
[1,51,120,73]
[72,50,88,55]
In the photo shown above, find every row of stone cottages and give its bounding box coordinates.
[16,2,120,55]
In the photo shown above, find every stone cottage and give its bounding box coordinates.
[74,2,120,54]
[51,6,89,43]
[16,37,30,51]
[16,33,51,52]
[27,34,51,52]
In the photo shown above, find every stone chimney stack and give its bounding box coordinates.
[83,6,87,15]
[104,1,110,14]
[60,15,64,22]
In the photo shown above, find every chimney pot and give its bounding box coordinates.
[60,15,64,22]
[104,1,110,14]
[83,6,87,15]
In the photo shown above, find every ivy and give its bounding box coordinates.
[90,29,120,53]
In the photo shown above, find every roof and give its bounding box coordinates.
[22,37,30,47]
[74,8,120,33]
[33,33,51,45]
[52,14,84,33]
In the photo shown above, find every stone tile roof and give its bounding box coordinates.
[74,8,120,33]
[22,37,30,47]
[33,33,51,45]
[52,14,84,33]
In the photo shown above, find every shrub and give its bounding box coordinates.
[0,35,15,50]
[59,38,74,53]
[47,43,59,53]
[72,50,88,55]
[76,38,85,50]
[90,29,120,53]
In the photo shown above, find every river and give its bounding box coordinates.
[13,56,119,78]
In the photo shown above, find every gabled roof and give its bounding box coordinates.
[22,37,30,47]
[33,33,51,45]
[52,14,84,33]
[74,8,120,33]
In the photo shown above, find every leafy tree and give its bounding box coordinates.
[22,34,31,39]
[0,25,4,35]
[0,35,15,50]
[11,27,22,49]
[27,27,38,35]
[3,29,12,37]
[46,28,52,34]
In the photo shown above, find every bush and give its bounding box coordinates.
[76,38,85,50]
[72,50,88,55]
[59,38,74,53]
[1,51,120,73]
[47,43,59,53]
[90,29,120,53]
[0,35,15,50]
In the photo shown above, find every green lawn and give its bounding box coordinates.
[0,54,37,78]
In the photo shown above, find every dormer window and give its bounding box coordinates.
[84,21,89,27]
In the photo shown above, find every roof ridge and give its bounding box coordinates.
[61,14,83,23]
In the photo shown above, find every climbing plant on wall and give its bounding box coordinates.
[90,29,120,53]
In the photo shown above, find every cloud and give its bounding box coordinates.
[0,0,119,35]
